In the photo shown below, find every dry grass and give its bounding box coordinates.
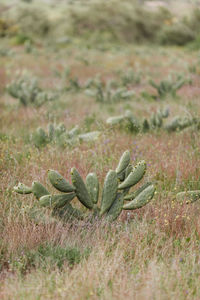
[1,33,200,299]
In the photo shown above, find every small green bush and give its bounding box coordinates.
[67,1,172,43]
[14,6,50,39]
[9,243,90,273]
[158,24,195,46]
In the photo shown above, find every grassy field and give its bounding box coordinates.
[1,1,200,299]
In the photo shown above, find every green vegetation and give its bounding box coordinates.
[14,151,155,222]
[7,73,54,107]
[1,1,200,299]
[30,123,100,148]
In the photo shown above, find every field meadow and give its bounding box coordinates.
[1,1,200,299]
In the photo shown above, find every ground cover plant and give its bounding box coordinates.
[1,0,200,299]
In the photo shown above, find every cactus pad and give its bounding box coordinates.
[14,182,32,194]
[118,160,146,190]
[100,170,118,216]
[71,167,93,209]
[124,182,153,201]
[176,191,200,203]
[39,193,76,208]
[48,170,75,193]
[116,150,131,175]
[86,172,99,204]
[32,181,49,200]
[123,184,155,210]
[106,192,124,221]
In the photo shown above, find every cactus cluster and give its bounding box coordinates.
[107,109,198,134]
[7,74,54,107]
[118,68,141,87]
[106,108,170,133]
[31,123,101,148]
[14,150,155,222]
[85,80,135,103]
[61,70,136,102]
[149,74,191,99]
[165,116,197,132]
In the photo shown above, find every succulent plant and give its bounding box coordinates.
[149,74,191,99]
[176,190,200,204]
[7,74,54,107]
[85,78,135,103]
[106,108,198,134]
[31,123,101,148]
[106,108,170,133]
[165,116,194,132]
[14,150,155,222]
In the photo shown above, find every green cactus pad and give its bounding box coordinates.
[106,192,124,221]
[106,115,124,125]
[125,164,133,178]
[118,160,146,190]
[165,117,181,132]
[162,107,169,118]
[123,184,155,210]
[48,170,75,193]
[71,167,93,209]
[124,182,153,201]
[68,125,79,138]
[86,172,99,204]
[14,182,32,194]
[122,164,134,195]
[100,170,118,216]
[176,191,200,203]
[32,181,50,200]
[115,150,131,175]
[78,131,100,142]
[39,193,76,208]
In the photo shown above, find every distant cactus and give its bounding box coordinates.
[165,116,194,132]
[106,108,170,133]
[85,77,135,103]
[31,123,101,148]
[13,150,155,222]
[7,74,54,107]
[106,108,197,134]
[149,74,191,99]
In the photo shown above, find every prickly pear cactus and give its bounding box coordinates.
[106,107,170,134]
[31,122,101,148]
[176,190,200,204]
[13,150,155,222]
